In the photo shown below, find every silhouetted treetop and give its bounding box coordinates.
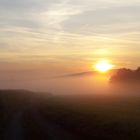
[110,67,140,84]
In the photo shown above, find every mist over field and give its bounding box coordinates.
[0,68,140,96]
[0,76,106,95]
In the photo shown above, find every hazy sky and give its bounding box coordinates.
[0,0,140,76]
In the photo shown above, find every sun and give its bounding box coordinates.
[94,60,114,73]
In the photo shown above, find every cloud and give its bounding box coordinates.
[0,0,140,66]
[40,0,86,30]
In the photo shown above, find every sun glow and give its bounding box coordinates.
[94,60,114,73]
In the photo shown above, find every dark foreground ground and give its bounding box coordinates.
[1,90,140,140]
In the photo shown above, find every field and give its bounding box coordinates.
[1,90,140,139]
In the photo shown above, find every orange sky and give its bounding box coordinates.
[0,0,140,90]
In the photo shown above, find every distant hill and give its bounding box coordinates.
[0,90,52,105]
